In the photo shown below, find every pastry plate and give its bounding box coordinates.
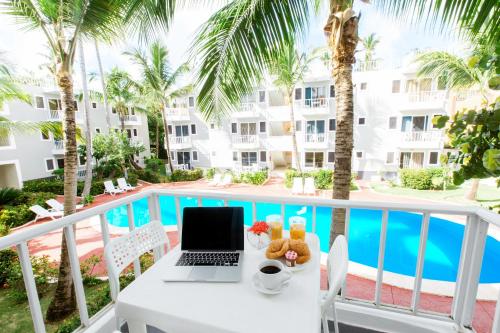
[252,273,290,295]
[280,258,311,272]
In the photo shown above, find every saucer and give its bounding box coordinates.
[252,273,289,295]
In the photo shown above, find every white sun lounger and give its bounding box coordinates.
[208,173,222,186]
[304,177,316,195]
[292,177,304,194]
[30,205,63,221]
[46,199,83,211]
[117,178,136,192]
[218,174,233,187]
[104,180,124,196]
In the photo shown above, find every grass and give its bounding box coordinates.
[0,281,110,333]
[371,180,500,211]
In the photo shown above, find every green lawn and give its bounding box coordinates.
[0,282,109,333]
[371,180,500,212]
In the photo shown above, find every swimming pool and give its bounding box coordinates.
[106,196,500,283]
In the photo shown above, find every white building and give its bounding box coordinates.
[165,57,459,180]
[0,78,150,188]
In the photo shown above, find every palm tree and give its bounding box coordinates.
[269,43,316,173]
[415,49,496,200]
[105,68,138,132]
[126,42,190,173]
[94,41,112,130]
[361,33,380,65]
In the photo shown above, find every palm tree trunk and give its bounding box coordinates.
[465,178,480,200]
[161,107,174,173]
[94,41,111,130]
[78,40,93,197]
[288,96,301,173]
[155,121,160,158]
[326,7,359,248]
[46,66,77,321]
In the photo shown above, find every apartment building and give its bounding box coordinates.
[164,57,455,180]
[0,78,150,188]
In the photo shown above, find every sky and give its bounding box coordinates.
[0,2,468,87]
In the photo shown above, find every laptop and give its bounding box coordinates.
[163,207,244,282]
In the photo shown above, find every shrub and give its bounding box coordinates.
[400,168,446,190]
[80,254,102,286]
[23,179,105,196]
[0,205,34,228]
[127,172,139,186]
[284,169,356,190]
[170,169,204,182]
[82,194,94,206]
[0,221,9,236]
[206,168,216,179]
[0,188,22,205]
[239,170,268,185]
[145,158,166,175]
[0,249,17,287]
[136,169,169,183]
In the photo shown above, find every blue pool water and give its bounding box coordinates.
[106,196,500,283]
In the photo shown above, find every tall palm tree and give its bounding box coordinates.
[94,41,112,130]
[361,33,380,64]
[269,43,316,173]
[0,0,176,321]
[105,68,138,131]
[126,42,190,173]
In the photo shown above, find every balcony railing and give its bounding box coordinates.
[299,97,330,109]
[354,60,381,72]
[169,136,191,145]
[231,134,258,145]
[405,91,447,103]
[48,110,62,120]
[53,140,64,151]
[123,115,138,122]
[304,133,326,143]
[0,189,498,333]
[164,108,190,118]
[401,130,443,142]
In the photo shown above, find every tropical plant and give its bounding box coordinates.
[105,68,139,131]
[126,41,191,173]
[361,33,379,64]
[268,43,316,173]
[94,41,112,129]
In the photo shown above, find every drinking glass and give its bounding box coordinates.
[289,216,306,241]
[266,214,283,240]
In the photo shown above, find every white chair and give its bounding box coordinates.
[304,177,316,195]
[208,173,222,186]
[218,174,233,187]
[30,205,63,221]
[104,220,170,331]
[104,180,124,196]
[117,178,136,192]
[46,199,83,211]
[321,235,349,333]
[291,177,303,194]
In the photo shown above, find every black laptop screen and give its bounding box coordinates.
[181,207,244,251]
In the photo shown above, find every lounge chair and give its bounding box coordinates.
[117,178,136,192]
[46,199,83,211]
[208,173,222,186]
[218,174,233,187]
[304,177,316,195]
[292,177,303,194]
[104,180,124,196]
[30,205,63,221]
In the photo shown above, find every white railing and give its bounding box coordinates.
[48,110,62,120]
[401,130,443,142]
[53,140,64,150]
[240,102,256,112]
[169,136,191,145]
[13,76,57,89]
[354,60,381,72]
[300,97,330,109]
[231,134,258,145]
[0,189,498,333]
[123,115,138,122]
[164,108,190,118]
[305,133,326,143]
[405,91,447,103]
[455,90,481,102]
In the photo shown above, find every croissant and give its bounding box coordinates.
[266,238,289,259]
[288,239,311,264]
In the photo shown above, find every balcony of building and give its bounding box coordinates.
[164,107,190,121]
[231,102,261,118]
[52,140,65,155]
[231,134,260,149]
[296,97,333,116]
[399,130,444,149]
[397,91,447,110]
[168,135,192,150]
[123,114,141,126]
[301,132,334,149]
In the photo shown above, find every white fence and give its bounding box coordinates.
[0,189,499,333]
[231,134,258,145]
[401,130,443,142]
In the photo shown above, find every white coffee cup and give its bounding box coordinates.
[257,259,292,290]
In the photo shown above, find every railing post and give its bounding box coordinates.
[64,224,89,326]
[411,212,430,313]
[341,208,351,300]
[493,289,500,333]
[311,205,317,234]
[127,203,141,278]
[375,209,389,306]
[252,202,256,223]
[99,213,111,246]
[16,242,46,333]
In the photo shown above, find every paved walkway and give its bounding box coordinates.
[13,179,496,333]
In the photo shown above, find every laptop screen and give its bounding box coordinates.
[181,207,244,251]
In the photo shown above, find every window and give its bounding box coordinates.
[112,107,117,114]
[48,98,61,111]
[392,80,401,93]
[358,117,366,125]
[79,155,86,166]
[130,108,135,115]
[304,86,326,106]
[388,117,397,129]
[328,151,335,163]
[260,151,266,162]
[188,96,195,107]
[305,120,325,141]
[192,150,198,161]
[35,96,45,109]
[360,82,367,90]
[167,125,172,135]
[329,85,335,98]
[45,158,55,171]
[305,152,324,168]
[92,102,97,109]
[73,101,78,111]
[231,123,237,134]
[258,90,266,103]
[329,118,336,131]
[259,121,266,133]
[295,121,302,131]
[95,128,101,134]
[56,158,64,169]
[175,125,189,137]
[233,152,238,161]
[40,130,50,141]
[386,152,395,164]
[294,88,302,100]
[210,123,215,130]
[240,122,256,135]
[437,76,447,90]
[126,129,132,138]
[241,152,257,166]
[133,129,138,137]
[170,151,175,161]
[356,151,363,159]
[429,152,439,165]
[191,124,197,135]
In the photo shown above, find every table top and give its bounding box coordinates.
[116,232,321,333]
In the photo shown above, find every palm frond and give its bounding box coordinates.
[190,0,314,120]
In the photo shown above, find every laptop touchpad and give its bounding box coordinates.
[188,267,217,281]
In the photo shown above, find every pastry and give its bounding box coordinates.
[288,239,311,264]
[266,238,289,259]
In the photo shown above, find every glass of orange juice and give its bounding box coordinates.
[289,216,306,241]
[266,214,283,240]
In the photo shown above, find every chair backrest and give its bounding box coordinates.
[222,174,232,184]
[292,177,303,190]
[104,180,115,191]
[104,220,169,301]
[323,235,349,311]
[117,178,127,188]
[304,177,315,188]
[30,205,49,217]
[213,174,222,182]
[46,199,63,211]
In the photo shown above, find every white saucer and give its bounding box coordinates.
[252,273,289,295]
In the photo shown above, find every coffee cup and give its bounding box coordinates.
[257,259,291,290]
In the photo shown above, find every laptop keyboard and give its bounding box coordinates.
[176,252,240,266]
